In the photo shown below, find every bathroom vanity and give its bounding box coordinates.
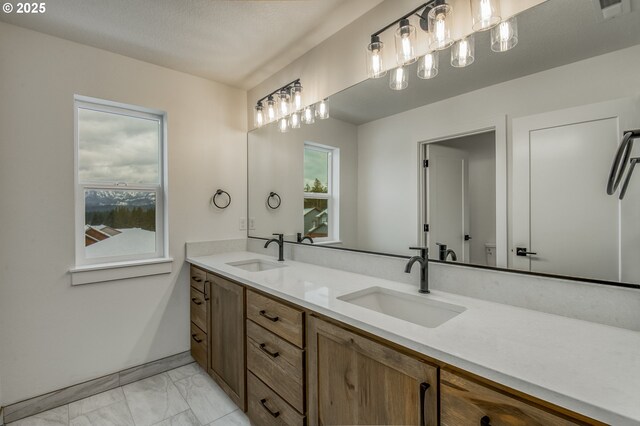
[187,252,638,425]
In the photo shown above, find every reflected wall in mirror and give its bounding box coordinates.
[248,0,640,285]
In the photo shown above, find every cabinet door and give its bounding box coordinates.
[208,273,246,410]
[308,316,438,426]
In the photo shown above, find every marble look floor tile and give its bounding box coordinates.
[8,405,68,426]
[166,363,203,383]
[152,409,201,426]
[207,410,250,426]
[123,373,189,426]
[69,400,134,426]
[174,374,236,425]
[68,388,125,419]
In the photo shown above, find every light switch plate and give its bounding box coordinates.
[239,217,247,230]
[249,217,256,230]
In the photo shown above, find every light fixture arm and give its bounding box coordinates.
[370,0,444,39]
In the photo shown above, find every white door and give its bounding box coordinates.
[512,98,640,282]
[427,144,468,262]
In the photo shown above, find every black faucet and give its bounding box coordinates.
[405,247,429,293]
[297,232,314,244]
[436,243,457,262]
[264,233,285,261]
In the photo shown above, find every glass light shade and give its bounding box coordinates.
[491,17,518,52]
[471,0,501,31]
[394,19,417,66]
[451,35,475,67]
[291,82,303,111]
[302,105,315,124]
[428,4,454,51]
[417,51,439,79]
[254,103,265,127]
[266,96,277,123]
[366,36,387,78]
[389,67,408,90]
[278,89,291,117]
[278,117,289,133]
[290,111,301,129]
[316,99,329,120]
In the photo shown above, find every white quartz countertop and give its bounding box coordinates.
[187,251,640,425]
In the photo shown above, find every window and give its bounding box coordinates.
[74,96,166,266]
[303,143,339,242]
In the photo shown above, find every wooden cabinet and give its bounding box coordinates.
[189,265,209,370]
[246,290,306,425]
[440,370,598,426]
[208,273,246,410]
[307,316,438,426]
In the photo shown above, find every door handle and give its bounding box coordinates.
[419,382,430,426]
[516,247,537,256]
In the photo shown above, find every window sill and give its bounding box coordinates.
[70,257,173,286]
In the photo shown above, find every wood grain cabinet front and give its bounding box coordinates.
[247,371,305,426]
[307,316,438,426]
[247,290,304,348]
[208,273,246,411]
[190,322,207,370]
[440,370,603,426]
[189,266,209,370]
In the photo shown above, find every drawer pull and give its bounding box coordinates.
[191,333,203,343]
[191,276,202,282]
[480,416,491,426]
[419,382,430,426]
[191,297,202,305]
[259,398,280,418]
[259,310,279,322]
[259,343,280,358]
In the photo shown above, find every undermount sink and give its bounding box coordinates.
[338,287,466,328]
[226,259,287,272]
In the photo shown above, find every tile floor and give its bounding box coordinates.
[8,363,250,426]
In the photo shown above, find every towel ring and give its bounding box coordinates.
[212,189,231,209]
[267,192,281,209]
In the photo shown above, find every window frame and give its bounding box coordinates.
[303,142,340,243]
[74,95,168,267]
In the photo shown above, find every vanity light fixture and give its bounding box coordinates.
[491,17,518,52]
[451,35,474,67]
[395,18,417,66]
[316,99,330,119]
[471,0,501,31]
[428,2,454,50]
[302,105,315,124]
[366,35,386,78]
[390,66,408,90]
[254,79,302,128]
[417,51,438,79]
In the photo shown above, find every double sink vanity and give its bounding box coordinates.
[186,250,639,426]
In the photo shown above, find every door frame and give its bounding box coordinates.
[417,115,507,267]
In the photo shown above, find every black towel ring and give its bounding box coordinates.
[267,192,281,209]
[212,189,231,209]
[607,130,640,200]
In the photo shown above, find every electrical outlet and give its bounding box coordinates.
[239,217,247,230]
[249,217,256,230]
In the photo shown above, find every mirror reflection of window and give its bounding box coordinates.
[303,143,338,241]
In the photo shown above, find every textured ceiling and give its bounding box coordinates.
[330,0,640,125]
[0,0,384,89]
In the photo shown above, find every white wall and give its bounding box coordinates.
[246,0,544,130]
[248,117,358,246]
[355,44,640,256]
[0,22,247,405]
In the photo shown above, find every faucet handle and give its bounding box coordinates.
[409,246,428,257]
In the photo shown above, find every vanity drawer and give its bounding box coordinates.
[190,265,207,293]
[247,371,304,426]
[441,370,585,426]
[247,320,304,412]
[190,322,207,370]
[190,287,207,333]
[247,290,304,348]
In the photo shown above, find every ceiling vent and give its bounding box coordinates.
[592,0,631,21]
